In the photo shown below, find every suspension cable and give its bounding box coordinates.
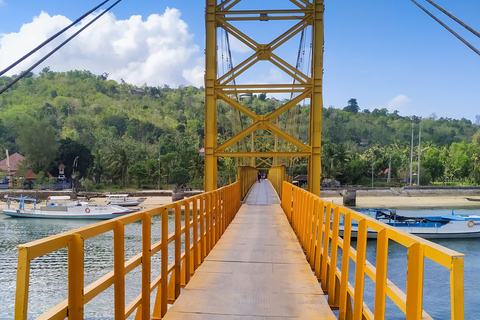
[0,0,122,95]
[411,0,480,56]
[424,0,480,39]
[0,0,111,77]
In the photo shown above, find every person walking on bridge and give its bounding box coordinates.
[257,170,262,183]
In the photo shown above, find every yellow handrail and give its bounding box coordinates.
[15,182,241,320]
[281,181,465,320]
[237,166,258,200]
[267,165,286,196]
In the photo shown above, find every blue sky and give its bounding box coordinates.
[0,0,479,122]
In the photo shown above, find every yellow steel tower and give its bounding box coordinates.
[204,0,324,195]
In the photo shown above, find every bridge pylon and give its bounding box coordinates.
[204,0,324,195]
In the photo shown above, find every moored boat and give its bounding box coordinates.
[2,196,139,219]
[106,194,146,206]
[466,197,480,202]
[341,208,480,239]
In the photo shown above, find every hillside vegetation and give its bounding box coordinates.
[1,69,479,189]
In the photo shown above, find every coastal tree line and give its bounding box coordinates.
[0,70,480,190]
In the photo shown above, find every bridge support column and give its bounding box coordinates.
[204,0,217,191]
[308,0,324,196]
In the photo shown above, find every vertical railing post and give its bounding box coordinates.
[328,206,340,306]
[174,203,182,299]
[193,198,199,271]
[160,207,169,317]
[200,195,206,263]
[114,221,125,320]
[68,234,84,320]
[310,198,320,270]
[338,213,352,320]
[374,228,389,319]
[15,247,30,320]
[353,219,368,319]
[321,203,331,290]
[406,242,424,319]
[314,200,325,280]
[184,202,191,285]
[141,213,152,319]
[450,257,464,320]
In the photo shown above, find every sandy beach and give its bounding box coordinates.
[322,195,480,208]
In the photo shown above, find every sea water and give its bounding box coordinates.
[0,208,478,319]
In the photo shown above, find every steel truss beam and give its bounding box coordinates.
[204,0,323,195]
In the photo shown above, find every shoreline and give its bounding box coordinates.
[321,196,480,209]
[1,194,479,211]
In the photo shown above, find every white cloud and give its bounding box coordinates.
[0,8,204,87]
[387,94,412,114]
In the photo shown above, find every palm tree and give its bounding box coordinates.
[107,145,130,187]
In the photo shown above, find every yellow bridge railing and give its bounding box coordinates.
[281,181,465,320]
[15,182,241,319]
[237,165,258,200]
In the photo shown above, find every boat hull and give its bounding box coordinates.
[341,217,480,239]
[2,209,134,219]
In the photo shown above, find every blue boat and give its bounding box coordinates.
[342,208,480,239]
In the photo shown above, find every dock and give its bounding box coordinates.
[163,180,336,319]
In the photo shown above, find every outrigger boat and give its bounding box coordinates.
[466,197,480,202]
[106,194,146,206]
[2,196,139,219]
[341,208,480,239]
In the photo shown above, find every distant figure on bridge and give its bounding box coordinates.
[257,170,262,183]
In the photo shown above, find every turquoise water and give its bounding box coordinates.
[0,208,478,319]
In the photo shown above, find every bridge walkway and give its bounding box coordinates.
[163,180,336,319]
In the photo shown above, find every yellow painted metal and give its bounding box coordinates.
[14,182,241,320]
[15,247,30,320]
[68,234,84,319]
[406,242,425,319]
[374,229,389,319]
[204,0,324,187]
[237,165,258,199]
[204,0,218,191]
[268,165,286,197]
[308,0,324,196]
[451,257,465,320]
[113,221,125,319]
[281,181,465,320]
[141,213,151,319]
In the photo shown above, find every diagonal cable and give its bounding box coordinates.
[0,0,122,95]
[411,0,480,56]
[425,0,480,39]
[0,0,111,77]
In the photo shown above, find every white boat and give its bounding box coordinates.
[341,208,480,239]
[106,194,146,206]
[3,196,139,219]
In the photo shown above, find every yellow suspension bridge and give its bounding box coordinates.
[14,1,464,319]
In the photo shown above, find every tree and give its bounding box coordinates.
[54,138,93,179]
[169,167,190,187]
[17,120,59,173]
[128,162,150,188]
[343,98,359,114]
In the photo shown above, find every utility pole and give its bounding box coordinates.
[409,123,414,186]
[371,161,374,187]
[387,153,392,183]
[158,148,161,190]
[417,123,421,186]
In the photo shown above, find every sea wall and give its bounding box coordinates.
[319,187,480,198]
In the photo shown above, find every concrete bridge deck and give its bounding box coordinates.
[163,180,336,319]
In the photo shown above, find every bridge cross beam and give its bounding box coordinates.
[204,0,324,195]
